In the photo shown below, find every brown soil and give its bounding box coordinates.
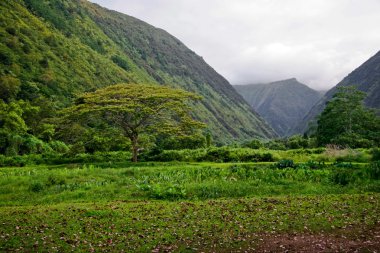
[254,226,380,252]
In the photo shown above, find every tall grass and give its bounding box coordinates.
[1,162,379,205]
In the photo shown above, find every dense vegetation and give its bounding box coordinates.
[235,78,322,136]
[316,87,380,147]
[1,0,380,251]
[0,0,275,152]
[1,159,379,251]
[61,84,205,162]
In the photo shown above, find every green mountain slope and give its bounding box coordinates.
[235,79,322,136]
[295,50,380,134]
[0,0,276,143]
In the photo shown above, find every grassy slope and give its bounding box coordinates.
[0,0,276,142]
[235,78,322,136]
[0,0,153,105]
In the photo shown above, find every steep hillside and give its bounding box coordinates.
[235,78,322,136]
[296,50,380,134]
[0,0,276,143]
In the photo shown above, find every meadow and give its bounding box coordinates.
[0,148,380,251]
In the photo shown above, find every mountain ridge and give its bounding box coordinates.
[0,0,276,143]
[235,78,322,136]
[295,50,380,134]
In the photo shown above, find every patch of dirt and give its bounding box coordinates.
[254,226,380,252]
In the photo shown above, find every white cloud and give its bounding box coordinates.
[90,0,380,90]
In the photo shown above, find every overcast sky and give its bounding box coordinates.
[90,0,380,90]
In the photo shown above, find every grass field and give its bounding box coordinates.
[1,161,379,251]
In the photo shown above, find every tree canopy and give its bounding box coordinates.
[316,86,380,147]
[61,84,206,161]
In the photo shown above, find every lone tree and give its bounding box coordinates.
[62,84,205,162]
[316,86,380,147]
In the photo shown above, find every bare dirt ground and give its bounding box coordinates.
[254,225,380,252]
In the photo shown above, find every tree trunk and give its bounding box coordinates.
[131,135,138,162]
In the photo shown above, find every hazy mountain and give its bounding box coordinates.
[235,78,322,136]
[296,50,380,134]
[0,0,276,143]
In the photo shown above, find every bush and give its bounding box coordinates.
[242,139,263,149]
[137,183,187,200]
[111,55,130,71]
[203,148,231,162]
[46,175,66,186]
[29,181,44,192]
[366,161,380,180]
[49,141,69,153]
[264,140,286,150]
[275,159,295,169]
[152,150,187,162]
[371,148,380,161]
[330,169,353,186]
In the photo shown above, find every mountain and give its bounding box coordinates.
[0,0,276,143]
[234,78,322,136]
[296,50,380,134]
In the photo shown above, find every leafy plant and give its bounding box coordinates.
[275,159,295,169]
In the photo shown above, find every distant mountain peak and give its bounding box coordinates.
[273,78,298,83]
[235,78,322,136]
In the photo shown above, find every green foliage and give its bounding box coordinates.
[29,181,44,193]
[0,193,379,251]
[0,75,21,101]
[0,0,276,147]
[366,161,380,180]
[138,183,187,200]
[0,162,379,205]
[111,55,130,71]
[275,159,295,169]
[264,139,286,150]
[286,135,310,149]
[61,84,205,161]
[147,147,275,163]
[316,86,380,147]
[330,169,353,186]
[242,139,263,149]
[155,133,206,150]
[0,100,32,134]
[372,148,380,161]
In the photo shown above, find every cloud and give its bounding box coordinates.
[90,0,380,90]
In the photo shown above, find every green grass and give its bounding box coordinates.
[0,162,379,251]
[0,194,379,252]
[1,162,379,206]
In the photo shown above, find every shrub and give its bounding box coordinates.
[49,141,69,153]
[111,55,130,71]
[264,140,286,150]
[371,148,380,161]
[29,181,44,192]
[366,161,380,180]
[150,184,187,200]
[46,175,66,186]
[242,139,263,149]
[275,159,295,169]
[204,148,231,162]
[330,169,353,186]
[152,150,186,162]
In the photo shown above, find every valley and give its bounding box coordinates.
[0,0,379,252]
